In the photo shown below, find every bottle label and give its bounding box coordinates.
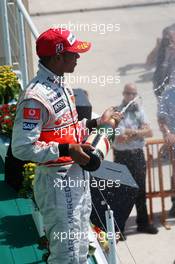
[86,133,110,158]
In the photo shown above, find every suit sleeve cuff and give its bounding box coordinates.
[86,119,98,131]
[58,144,69,156]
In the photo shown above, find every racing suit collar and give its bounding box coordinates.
[38,62,64,86]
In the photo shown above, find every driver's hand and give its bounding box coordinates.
[100,107,123,127]
[69,144,94,165]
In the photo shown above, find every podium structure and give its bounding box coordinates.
[90,160,138,233]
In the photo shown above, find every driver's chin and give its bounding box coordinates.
[65,65,76,73]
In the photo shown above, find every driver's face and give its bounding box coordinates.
[61,51,80,73]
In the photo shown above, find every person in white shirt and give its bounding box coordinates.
[113,83,158,236]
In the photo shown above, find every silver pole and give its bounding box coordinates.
[1,0,12,65]
[105,207,119,264]
[16,0,39,39]
[16,5,29,88]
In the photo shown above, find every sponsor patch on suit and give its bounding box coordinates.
[23,122,37,130]
[53,99,66,113]
[48,92,62,103]
[23,108,41,120]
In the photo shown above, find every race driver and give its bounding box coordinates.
[12,27,121,264]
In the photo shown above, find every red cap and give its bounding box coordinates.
[36,28,91,57]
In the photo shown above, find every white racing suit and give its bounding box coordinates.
[12,63,92,264]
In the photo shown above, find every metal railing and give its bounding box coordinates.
[145,138,175,228]
[0,0,39,88]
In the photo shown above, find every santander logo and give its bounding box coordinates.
[55,118,62,125]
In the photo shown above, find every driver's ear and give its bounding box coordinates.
[56,53,64,62]
[51,54,61,64]
[56,54,61,60]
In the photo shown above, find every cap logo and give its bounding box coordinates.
[77,42,89,50]
[67,33,76,45]
[56,43,64,53]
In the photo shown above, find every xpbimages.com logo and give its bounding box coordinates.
[52,22,120,35]
[53,74,120,87]
[54,126,121,140]
[53,230,120,242]
[53,177,121,191]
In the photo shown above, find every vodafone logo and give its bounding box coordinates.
[29,109,36,116]
[23,108,41,120]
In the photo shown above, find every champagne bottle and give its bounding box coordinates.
[81,119,116,171]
